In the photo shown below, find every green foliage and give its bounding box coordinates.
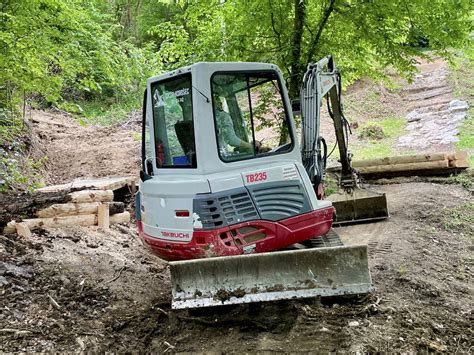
[353,117,405,159]
[0,109,23,145]
[76,93,141,126]
[0,156,46,192]
[1,0,471,122]
[447,49,474,164]
[0,108,46,192]
[0,0,158,111]
[447,172,473,190]
[144,0,471,87]
[359,124,385,140]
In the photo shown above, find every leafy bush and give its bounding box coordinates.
[0,1,159,115]
[359,124,385,140]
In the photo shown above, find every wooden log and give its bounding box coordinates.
[447,151,468,162]
[36,202,124,218]
[98,203,110,230]
[1,188,113,227]
[356,160,449,174]
[4,221,17,234]
[16,223,32,238]
[352,153,448,168]
[110,211,130,225]
[69,190,114,203]
[448,159,469,168]
[3,211,131,234]
[3,214,96,233]
[37,202,100,217]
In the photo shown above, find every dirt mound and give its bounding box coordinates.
[1,182,472,352]
[28,109,140,185]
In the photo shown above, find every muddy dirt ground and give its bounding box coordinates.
[1,181,472,352]
[28,110,140,185]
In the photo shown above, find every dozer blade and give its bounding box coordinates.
[170,245,372,309]
[327,188,389,225]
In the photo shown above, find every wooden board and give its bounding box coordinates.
[447,151,469,162]
[37,176,137,193]
[98,203,110,230]
[16,223,32,238]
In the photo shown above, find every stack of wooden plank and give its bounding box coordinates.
[351,151,469,179]
[2,176,136,236]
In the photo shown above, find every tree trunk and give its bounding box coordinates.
[280,0,306,145]
[287,0,307,101]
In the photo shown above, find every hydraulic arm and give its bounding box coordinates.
[300,55,389,223]
[300,55,358,192]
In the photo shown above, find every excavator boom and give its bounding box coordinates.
[300,56,389,223]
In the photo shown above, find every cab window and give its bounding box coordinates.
[151,73,196,168]
[212,71,293,162]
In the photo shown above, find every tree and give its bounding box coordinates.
[0,0,155,109]
[150,0,472,98]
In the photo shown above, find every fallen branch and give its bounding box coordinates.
[0,328,32,336]
[48,294,61,310]
[105,266,126,284]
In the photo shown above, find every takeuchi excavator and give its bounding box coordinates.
[136,55,389,309]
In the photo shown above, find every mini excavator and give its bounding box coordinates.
[136,55,388,309]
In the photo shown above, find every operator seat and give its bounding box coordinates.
[174,120,197,167]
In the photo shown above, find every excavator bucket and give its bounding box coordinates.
[170,245,372,309]
[327,188,389,225]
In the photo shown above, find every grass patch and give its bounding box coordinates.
[352,117,405,160]
[77,99,139,126]
[441,202,474,239]
[63,92,142,126]
[374,117,405,138]
[323,173,339,196]
[352,144,392,160]
[447,49,473,166]
[447,171,473,189]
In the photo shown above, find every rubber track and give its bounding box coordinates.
[307,228,344,248]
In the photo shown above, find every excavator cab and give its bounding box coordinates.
[137,59,383,309]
